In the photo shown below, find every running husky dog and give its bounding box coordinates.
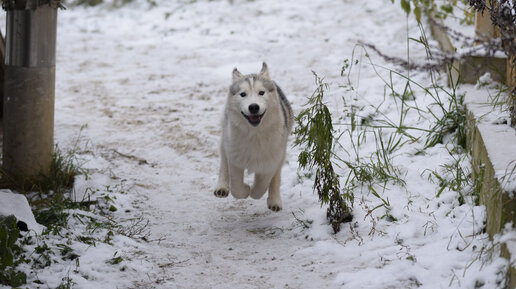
[214,62,293,211]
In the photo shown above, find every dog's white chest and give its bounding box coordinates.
[225,127,286,174]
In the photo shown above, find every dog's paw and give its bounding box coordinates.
[231,184,250,199]
[268,204,282,212]
[267,197,282,212]
[250,188,266,200]
[214,188,229,198]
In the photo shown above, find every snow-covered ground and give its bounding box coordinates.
[1,0,512,288]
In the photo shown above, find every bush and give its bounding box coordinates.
[0,215,27,287]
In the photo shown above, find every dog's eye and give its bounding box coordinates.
[240,92,247,97]
[258,91,265,96]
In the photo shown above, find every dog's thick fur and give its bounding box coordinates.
[214,63,293,211]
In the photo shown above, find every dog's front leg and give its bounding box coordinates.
[229,164,250,199]
[250,173,273,200]
[214,147,230,198]
[267,167,283,211]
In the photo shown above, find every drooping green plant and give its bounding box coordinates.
[295,72,353,233]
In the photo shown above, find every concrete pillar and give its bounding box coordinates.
[0,32,4,119]
[2,2,58,180]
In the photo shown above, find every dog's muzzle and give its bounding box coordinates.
[242,111,266,127]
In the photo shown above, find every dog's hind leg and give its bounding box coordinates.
[267,168,283,212]
[214,148,230,198]
[250,173,273,200]
[229,164,250,199]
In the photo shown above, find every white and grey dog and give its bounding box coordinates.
[214,62,293,211]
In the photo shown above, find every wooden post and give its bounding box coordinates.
[474,4,497,42]
[2,1,58,182]
[510,56,516,127]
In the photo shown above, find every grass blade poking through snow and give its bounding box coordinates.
[295,72,353,233]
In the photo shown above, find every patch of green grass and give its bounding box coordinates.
[55,276,75,289]
[0,141,143,287]
[106,256,124,265]
[291,210,314,230]
[0,144,84,199]
[426,148,473,205]
[424,69,467,149]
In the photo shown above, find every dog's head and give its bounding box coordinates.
[229,62,277,127]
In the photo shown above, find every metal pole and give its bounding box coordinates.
[2,0,58,181]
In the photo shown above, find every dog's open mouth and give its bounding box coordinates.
[242,111,266,127]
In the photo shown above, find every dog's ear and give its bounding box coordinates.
[232,68,244,81]
[259,62,270,79]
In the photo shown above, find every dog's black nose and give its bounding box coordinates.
[249,104,260,114]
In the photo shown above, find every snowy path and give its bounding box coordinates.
[45,0,506,288]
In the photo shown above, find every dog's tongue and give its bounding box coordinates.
[249,115,260,122]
